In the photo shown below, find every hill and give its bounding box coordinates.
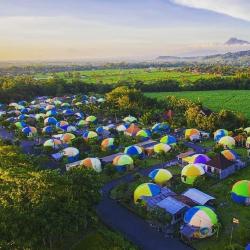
[225,37,250,45]
[157,50,250,66]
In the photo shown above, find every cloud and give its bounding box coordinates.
[170,0,250,22]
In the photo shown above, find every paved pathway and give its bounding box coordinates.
[184,141,210,154]
[97,160,192,250]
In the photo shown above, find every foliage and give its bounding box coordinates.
[146,90,250,120]
[0,145,102,249]
[73,226,138,250]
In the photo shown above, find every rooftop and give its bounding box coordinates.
[182,188,215,205]
[177,150,195,159]
[207,154,234,170]
[156,196,188,215]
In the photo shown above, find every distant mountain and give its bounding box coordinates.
[225,37,250,46]
[156,50,250,65]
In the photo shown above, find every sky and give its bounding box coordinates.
[0,0,250,61]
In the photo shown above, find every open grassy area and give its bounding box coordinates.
[72,226,137,250]
[146,90,250,119]
[34,68,220,84]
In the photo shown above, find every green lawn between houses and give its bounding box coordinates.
[145,90,250,120]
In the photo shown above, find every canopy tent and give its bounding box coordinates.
[61,147,79,163]
[124,124,140,137]
[113,154,133,172]
[20,108,30,114]
[244,127,250,135]
[116,123,129,132]
[96,126,110,136]
[80,157,102,173]
[18,114,29,121]
[15,121,27,129]
[82,131,98,141]
[148,169,173,185]
[160,135,177,146]
[185,129,200,140]
[221,150,238,161]
[246,137,250,148]
[181,164,205,185]
[64,125,77,133]
[184,206,218,239]
[123,115,137,123]
[43,138,63,149]
[46,109,57,117]
[124,145,143,157]
[136,129,151,141]
[153,143,171,154]
[101,138,115,151]
[218,136,235,149]
[61,102,71,108]
[62,109,74,116]
[85,115,97,123]
[44,117,57,126]
[134,183,161,203]
[56,121,69,130]
[231,180,250,206]
[75,112,84,119]
[183,154,211,164]
[45,104,55,111]
[77,119,88,128]
[152,123,170,134]
[214,129,228,142]
[35,113,46,120]
[22,126,37,137]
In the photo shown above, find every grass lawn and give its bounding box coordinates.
[199,139,215,148]
[145,90,250,120]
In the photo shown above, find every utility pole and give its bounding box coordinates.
[230,217,239,245]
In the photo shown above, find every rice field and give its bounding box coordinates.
[145,90,250,119]
[34,68,218,84]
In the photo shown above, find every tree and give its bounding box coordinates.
[0,145,102,249]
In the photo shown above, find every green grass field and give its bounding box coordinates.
[34,68,221,84]
[146,90,250,119]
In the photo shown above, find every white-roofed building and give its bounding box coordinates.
[182,188,215,206]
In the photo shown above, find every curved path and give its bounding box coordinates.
[97,161,192,250]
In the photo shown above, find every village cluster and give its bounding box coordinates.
[0,94,249,243]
